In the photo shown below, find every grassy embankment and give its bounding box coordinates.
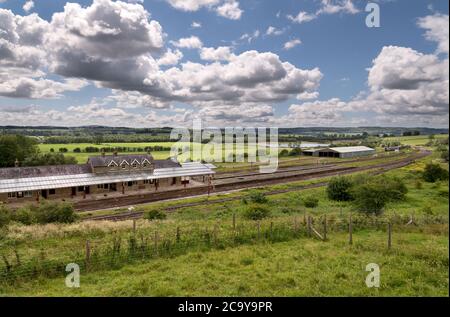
[0,151,448,296]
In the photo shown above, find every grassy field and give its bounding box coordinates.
[0,151,448,296]
[2,229,447,297]
[384,134,448,146]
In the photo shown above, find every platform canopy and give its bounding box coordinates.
[0,162,215,194]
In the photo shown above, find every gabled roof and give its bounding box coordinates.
[88,154,154,167]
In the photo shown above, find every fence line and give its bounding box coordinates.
[0,213,447,283]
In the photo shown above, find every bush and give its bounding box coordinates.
[144,209,167,221]
[244,204,271,220]
[0,205,12,228]
[12,207,36,225]
[303,196,319,208]
[350,175,407,215]
[422,163,449,183]
[245,191,268,204]
[33,202,78,224]
[326,176,354,201]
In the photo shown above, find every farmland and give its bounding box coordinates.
[0,151,448,296]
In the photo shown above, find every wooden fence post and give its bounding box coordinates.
[323,215,327,241]
[270,222,273,239]
[388,222,392,249]
[85,240,91,271]
[257,221,261,241]
[349,213,353,245]
[176,226,181,243]
[154,231,159,255]
[232,213,236,231]
[132,219,136,234]
[307,216,312,237]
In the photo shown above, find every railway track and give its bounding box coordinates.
[82,150,429,221]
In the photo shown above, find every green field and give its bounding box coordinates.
[384,134,448,146]
[0,152,448,296]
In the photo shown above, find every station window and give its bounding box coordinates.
[143,179,154,184]
[49,189,56,195]
[121,164,127,169]
[132,163,138,168]
[8,192,16,198]
[24,191,33,198]
[78,186,85,192]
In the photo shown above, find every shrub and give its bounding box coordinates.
[0,205,12,228]
[303,196,319,208]
[326,176,354,201]
[422,163,449,183]
[13,207,36,225]
[244,204,270,220]
[350,175,407,215]
[245,191,268,204]
[34,202,78,224]
[144,209,167,221]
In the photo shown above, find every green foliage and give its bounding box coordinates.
[0,135,39,167]
[144,209,167,221]
[0,205,12,228]
[350,175,408,215]
[32,202,78,224]
[22,152,77,167]
[243,204,271,220]
[326,176,354,201]
[302,196,319,208]
[13,207,37,225]
[279,149,290,157]
[244,191,268,204]
[422,163,449,183]
[288,148,302,156]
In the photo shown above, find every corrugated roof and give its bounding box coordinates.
[328,146,375,153]
[0,162,214,194]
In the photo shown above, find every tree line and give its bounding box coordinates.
[0,135,76,168]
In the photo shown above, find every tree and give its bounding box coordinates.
[0,135,39,167]
[422,163,449,183]
[303,196,319,208]
[144,209,167,221]
[22,153,77,166]
[351,175,407,215]
[326,176,354,201]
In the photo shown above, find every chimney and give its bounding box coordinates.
[14,158,19,167]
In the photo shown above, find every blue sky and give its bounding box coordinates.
[0,0,448,127]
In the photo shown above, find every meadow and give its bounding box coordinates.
[0,152,448,296]
[384,134,448,146]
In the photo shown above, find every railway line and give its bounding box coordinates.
[81,150,430,221]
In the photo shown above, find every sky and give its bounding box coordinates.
[0,0,448,128]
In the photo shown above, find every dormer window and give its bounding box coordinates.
[121,163,127,169]
[131,159,140,168]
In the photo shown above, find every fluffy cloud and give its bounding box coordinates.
[157,48,183,66]
[0,9,87,98]
[166,0,242,20]
[200,46,234,61]
[191,21,202,28]
[171,36,203,49]
[23,1,34,13]
[216,0,242,20]
[417,13,449,55]
[284,39,301,50]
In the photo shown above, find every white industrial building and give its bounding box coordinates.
[302,146,376,158]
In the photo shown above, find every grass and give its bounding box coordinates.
[0,151,447,296]
[384,134,448,146]
[1,229,447,296]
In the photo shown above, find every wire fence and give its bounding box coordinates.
[0,213,448,283]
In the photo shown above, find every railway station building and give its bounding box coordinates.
[301,146,376,158]
[0,153,215,204]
